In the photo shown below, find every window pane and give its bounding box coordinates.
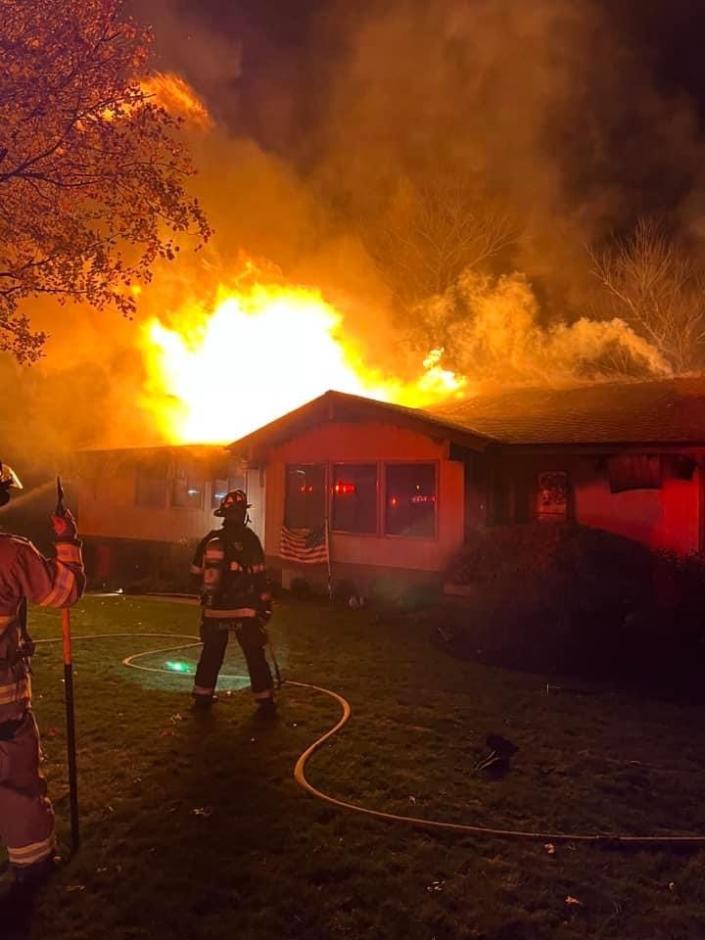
[332,464,377,534]
[285,465,325,529]
[135,461,167,508]
[385,464,436,537]
[171,464,205,509]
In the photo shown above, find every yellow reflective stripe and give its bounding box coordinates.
[55,542,82,564]
[192,685,214,696]
[8,834,55,866]
[190,564,204,574]
[203,607,257,619]
[253,689,273,700]
[39,562,76,608]
[0,677,31,705]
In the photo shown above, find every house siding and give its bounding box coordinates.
[488,451,703,556]
[262,421,466,577]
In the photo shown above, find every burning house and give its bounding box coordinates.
[77,377,705,594]
[76,444,260,590]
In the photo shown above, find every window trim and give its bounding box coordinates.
[382,460,440,541]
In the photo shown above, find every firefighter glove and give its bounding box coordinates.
[51,508,78,542]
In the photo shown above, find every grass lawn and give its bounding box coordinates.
[10,594,705,939]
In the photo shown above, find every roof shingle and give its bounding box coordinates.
[430,377,705,445]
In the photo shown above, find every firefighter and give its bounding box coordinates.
[190,489,276,715]
[0,462,85,899]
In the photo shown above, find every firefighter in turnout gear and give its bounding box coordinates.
[191,490,276,714]
[0,463,85,901]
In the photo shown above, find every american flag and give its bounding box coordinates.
[280,526,328,564]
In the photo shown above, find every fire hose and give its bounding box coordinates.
[33,630,705,850]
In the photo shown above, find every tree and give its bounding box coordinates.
[362,176,516,310]
[0,0,210,362]
[591,219,705,374]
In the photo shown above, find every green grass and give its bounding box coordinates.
[10,595,705,939]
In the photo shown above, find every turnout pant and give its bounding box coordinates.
[0,711,55,868]
[193,619,274,703]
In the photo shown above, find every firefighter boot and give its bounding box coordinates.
[191,693,219,711]
[0,855,58,937]
[255,698,277,720]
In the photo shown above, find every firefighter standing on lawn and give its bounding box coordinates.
[0,462,85,894]
[191,489,276,714]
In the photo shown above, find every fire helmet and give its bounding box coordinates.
[0,462,23,507]
[214,488,250,520]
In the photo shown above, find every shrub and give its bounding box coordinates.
[443,523,705,681]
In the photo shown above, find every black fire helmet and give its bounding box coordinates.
[214,488,251,518]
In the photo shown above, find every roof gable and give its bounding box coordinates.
[228,390,494,459]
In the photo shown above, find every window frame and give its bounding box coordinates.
[382,460,439,541]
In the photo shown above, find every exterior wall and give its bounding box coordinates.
[490,450,703,556]
[575,461,701,555]
[76,447,267,545]
[261,421,466,580]
[79,468,216,544]
[76,445,270,588]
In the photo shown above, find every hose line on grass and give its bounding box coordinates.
[35,631,705,850]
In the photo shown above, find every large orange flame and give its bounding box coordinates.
[140,72,212,129]
[140,273,465,444]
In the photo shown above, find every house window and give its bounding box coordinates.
[332,464,377,534]
[536,471,569,521]
[135,460,168,508]
[171,464,205,509]
[385,463,436,537]
[285,464,325,529]
[211,476,246,509]
[607,455,661,493]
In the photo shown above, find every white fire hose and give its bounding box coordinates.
[33,631,705,850]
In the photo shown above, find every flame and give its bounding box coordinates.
[140,272,465,444]
[140,72,212,129]
[94,72,211,127]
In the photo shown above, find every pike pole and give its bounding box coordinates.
[57,476,80,852]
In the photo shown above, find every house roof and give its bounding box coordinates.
[227,390,496,459]
[431,377,705,446]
